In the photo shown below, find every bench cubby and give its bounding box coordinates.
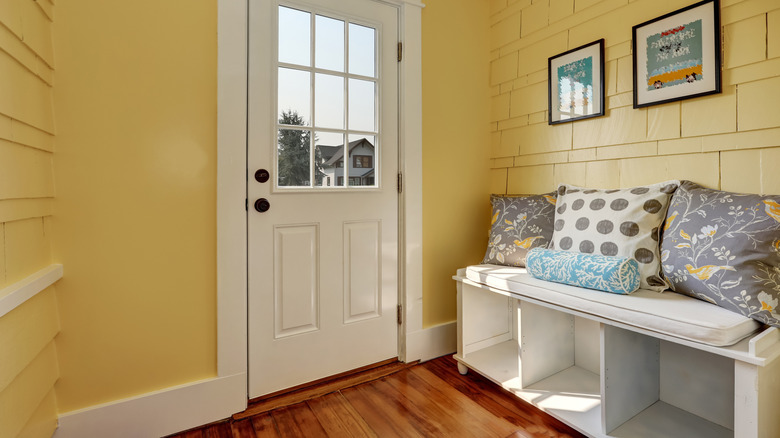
[454,267,780,438]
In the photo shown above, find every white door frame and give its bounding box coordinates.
[216,0,425,390]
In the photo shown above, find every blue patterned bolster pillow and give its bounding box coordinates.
[526,248,641,295]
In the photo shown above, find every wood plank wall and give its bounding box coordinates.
[0,0,59,437]
[488,0,780,196]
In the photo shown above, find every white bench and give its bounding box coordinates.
[454,264,780,438]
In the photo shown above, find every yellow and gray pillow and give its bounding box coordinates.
[482,193,557,267]
[661,181,780,327]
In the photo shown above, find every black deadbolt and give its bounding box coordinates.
[254,198,271,213]
[255,169,270,183]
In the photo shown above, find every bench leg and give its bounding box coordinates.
[457,362,468,375]
[735,358,780,438]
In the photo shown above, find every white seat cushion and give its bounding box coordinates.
[465,264,761,346]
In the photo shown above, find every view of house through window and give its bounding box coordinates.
[276,5,379,188]
[320,137,375,187]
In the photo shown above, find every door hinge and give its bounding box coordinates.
[397,304,403,325]
[397,172,403,194]
[397,42,402,62]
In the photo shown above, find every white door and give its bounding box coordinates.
[247,0,399,397]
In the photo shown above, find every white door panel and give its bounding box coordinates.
[343,220,381,323]
[248,0,399,398]
[273,224,319,338]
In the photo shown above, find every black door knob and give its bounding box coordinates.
[255,169,270,183]
[254,198,270,213]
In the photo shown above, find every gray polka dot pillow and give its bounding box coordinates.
[551,181,680,291]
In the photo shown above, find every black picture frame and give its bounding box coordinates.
[548,39,605,125]
[632,0,721,108]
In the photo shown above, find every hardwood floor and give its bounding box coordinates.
[234,359,417,419]
[167,355,585,438]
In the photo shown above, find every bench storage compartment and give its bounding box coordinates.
[454,265,780,438]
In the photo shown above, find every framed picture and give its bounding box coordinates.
[632,0,721,108]
[548,39,605,125]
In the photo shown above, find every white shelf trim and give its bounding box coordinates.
[457,275,770,366]
[378,0,425,8]
[0,264,63,318]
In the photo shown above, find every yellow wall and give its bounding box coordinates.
[39,0,779,418]
[0,0,60,436]
[421,0,492,327]
[47,0,491,414]
[489,0,780,196]
[52,0,218,412]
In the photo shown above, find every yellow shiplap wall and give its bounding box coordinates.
[422,0,492,327]
[489,0,780,196]
[0,0,60,437]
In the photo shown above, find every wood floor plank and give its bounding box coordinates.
[371,377,460,436]
[504,430,536,438]
[234,360,416,419]
[168,355,585,438]
[230,419,257,438]
[270,402,328,438]
[376,372,469,437]
[250,413,280,437]
[399,366,519,437]
[424,357,583,437]
[202,421,232,438]
[305,392,377,437]
[340,380,427,438]
[505,427,577,438]
[421,358,540,427]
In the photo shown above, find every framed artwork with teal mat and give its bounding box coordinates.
[632,0,721,108]
[548,39,605,124]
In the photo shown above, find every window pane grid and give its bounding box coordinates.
[278,62,378,82]
[276,5,379,189]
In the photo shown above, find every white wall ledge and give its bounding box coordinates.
[0,264,63,318]
[380,0,425,8]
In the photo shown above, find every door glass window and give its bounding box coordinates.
[315,131,344,187]
[278,7,310,67]
[315,15,344,72]
[278,68,311,126]
[348,23,375,77]
[276,6,379,189]
[314,73,344,129]
[347,134,375,187]
[277,128,311,186]
[348,79,375,132]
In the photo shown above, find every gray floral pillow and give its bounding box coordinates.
[661,181,780,327]
[482,193,557,267]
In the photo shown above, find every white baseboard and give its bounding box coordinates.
[55,373,246,438]
[53,323,453,437]
[406,321,456,363]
